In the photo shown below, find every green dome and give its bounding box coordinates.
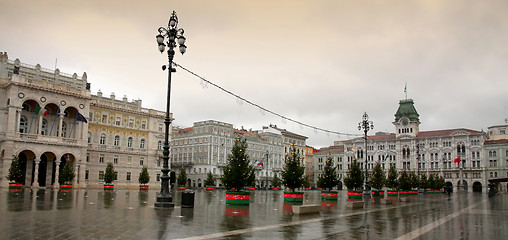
[394,99,419,122]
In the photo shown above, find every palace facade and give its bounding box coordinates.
[0,52,167,189]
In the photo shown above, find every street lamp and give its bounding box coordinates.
[358,112,373,195]
[154,11,187,208]
[265,151,269,190]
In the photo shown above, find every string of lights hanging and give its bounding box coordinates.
[174,62,363,138]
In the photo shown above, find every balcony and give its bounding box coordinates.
[170,162,194,168]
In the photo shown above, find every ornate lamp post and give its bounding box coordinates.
[358,112,373,195]
[154,11,187,208]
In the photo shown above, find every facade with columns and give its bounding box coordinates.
[0,52,169,189]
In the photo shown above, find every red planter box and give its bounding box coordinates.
[348,191,363,199]
[104,185,114,191]
[284,192,304,202]
[9,183,22,189]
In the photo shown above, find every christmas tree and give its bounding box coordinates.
[281,146,305,192]
[58,160,75,184]
[177,167,187,187]
[316,156,338,191]
[104,162,115,184]
[138,166,150,185]
[7,155,24,184]
[271,174,281,188]
[370,162,385,191]
[419,173,429,189]
[220,137,255,191]
[398,170,411,190]
[344,160,364,191]
[204,171,215,187]
[409,171,419,190]
[386,165,399,190]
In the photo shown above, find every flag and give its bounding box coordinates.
[34,105,42,114]
[404,82,407,93]
[43,108,50,116]
[454,156,461,163]
[383,152,389,162]
[76,112,88,123]
[258,161,263,167]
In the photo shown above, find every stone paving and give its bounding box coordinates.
[0,188,507,239]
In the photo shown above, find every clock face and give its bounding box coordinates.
[401,119,409,126]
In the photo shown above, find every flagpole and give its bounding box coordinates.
[28,104,39,134]
[69,113,78,139]
[49,104,60,136]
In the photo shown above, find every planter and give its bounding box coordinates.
[371,190,385,197]
[272,187,280,190]
[178,186,186,190]
[61,184,72,190]
[321,190,338,200]
[226,191,250,205]
[139,185,149,192]
[399,190,411,196]
[205,186,214,190]
[410,190,418,195]
[8,183,22,189]
[247,187,256,190]
[321,200,338,207]
[304,188,310,191]
[284,191,304,202]
[348,190,363,199]
[104,184,114,191]
[387,190,399,197]
[317,188,323,190]
[426,190,441,194]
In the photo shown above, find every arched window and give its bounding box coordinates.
[19,116,28,133]
[41,119,48,136]
[140,138,145,149]
[128,137,133,148]
[114,135,120,146]
[100,134,106,145]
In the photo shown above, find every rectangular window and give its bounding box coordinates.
[102,114,108,123]
[86,154,90,162]
[99,171,104,181]
[114,172,118,181]
[126,172,131,181]
[115,117,121,126]
[129,119,134,128]
[114,155,119,164]
[159,124,163,132]
[99,154,104,163]
[85,170,89,180]
[156,174,161,181]
[128,156,132,165]
[140,157,144,166]
[141,121,146,129]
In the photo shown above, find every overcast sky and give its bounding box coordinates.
[1,0,508,148]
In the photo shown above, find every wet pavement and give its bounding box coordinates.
[0,188,506,240]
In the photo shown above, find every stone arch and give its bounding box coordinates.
[37,151,57,187]
[187,178,191,188]
[17,150,35,185]
[198,178,202,187]
[42,103,60,137]
[20,99,40,134]
[473,181,482,192]
[57,153,76,184]
[445,181,453,192]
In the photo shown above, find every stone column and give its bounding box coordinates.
[58,113,64,137]
[32,158,40,187]
[53,160,61,188]
[73,162,79,185]
[15,109,21,133]
[37,114,43,135]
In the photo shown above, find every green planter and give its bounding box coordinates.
[348,190,363,199]
[226,191,250,205]
[61,184,72,190]
[371,190,384,197]
[387,190,398,197]
[284,191,304,202]
[104,184,114,191]
[321,191,338,200]
[9,183,22,189]
[399,190,411,196]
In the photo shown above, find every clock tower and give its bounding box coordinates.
[394,99,420,138]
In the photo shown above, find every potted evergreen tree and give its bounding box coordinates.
[221,137,255,205]
[104,162,115,191]
[204,172,215,190]
[281,146,305,203]
[398,170,412,195]
[138,166,150,191]
[344,160,364,199]
[7,155,24,190]
[177,167,187,190]
[271,174,281,190]
[370,162,385,197]
[419,173,429,193]
[386,165,399,197]
[59,160,75,190]
[317,156,339,200]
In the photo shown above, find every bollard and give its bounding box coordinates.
[181,189,195,208]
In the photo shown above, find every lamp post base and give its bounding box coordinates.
[155,195,174,208]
